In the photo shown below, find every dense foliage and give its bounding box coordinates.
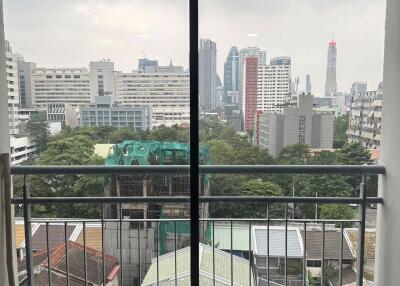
[18,119,374,222]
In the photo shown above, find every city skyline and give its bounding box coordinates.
[4,0,385,96]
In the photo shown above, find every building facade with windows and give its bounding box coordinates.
[199,38,217,112]
[347,89,382,149]
[243,57,258,131]
[5,40,20,135]
[257,94,334,157]
[17,58,36,108]
[115,71,189,127]
[89,60,116,103]
[80,95,152,130]
[31,67,91,107]
[257,57,292,114]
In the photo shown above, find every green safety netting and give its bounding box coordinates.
[105,140,211,166]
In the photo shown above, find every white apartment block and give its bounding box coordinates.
[10,136,36,165]
[31,68,90,107]
[347,89,382,149]
[257,58,291,113]
[115,72,190,127]
[5,41,20,135]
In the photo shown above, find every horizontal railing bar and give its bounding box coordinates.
[10,164,385,175]
[11,196,384,204]
[25,218,362,223]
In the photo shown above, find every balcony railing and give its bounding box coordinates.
[10,164,384,286]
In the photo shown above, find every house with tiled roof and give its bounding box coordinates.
[18,241,120,286]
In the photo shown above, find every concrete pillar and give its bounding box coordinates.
[0,1,17,285]
[375,0,400,284]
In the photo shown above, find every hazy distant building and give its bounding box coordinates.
[5,41,20,135]
[223,46,239,102]
[89,60,116,103]
[347,89,382,149]
[243,57,258,131]
[258,94,334,157]
[306,74,312,94]
[238,47,266,112]
[17,57,36,108]
[324,41,337,97]
[224,105,242,132]
[31,67,91,107]
[80,95,152,130]
[138,58,158,73]
[158,60,184,73]
[199,39,217,112]
[257,57,292,113]
[350,81,367,95]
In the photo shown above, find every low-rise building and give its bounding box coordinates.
[347,89,382,149]
[257,94,334,157]
[79,95,152,130]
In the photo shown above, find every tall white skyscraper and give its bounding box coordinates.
[238,47,266,112]
[324,40,337,97]
[306,74,312,94]
[199,38,217,112]
[257,57,292,113]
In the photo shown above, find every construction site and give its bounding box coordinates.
[103,140,211,285]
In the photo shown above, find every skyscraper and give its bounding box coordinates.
[324,40,337,97]
[243,57,258,131]
[223,46,239,102]
[238,47,266,112]
[199,38,217,112]
[306,74,312,94]
[350,81,367,95]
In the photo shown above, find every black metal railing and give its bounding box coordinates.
[10,164,385,286]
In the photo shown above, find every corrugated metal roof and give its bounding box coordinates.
[301,230,354,260]
[142,244,253,286]
[15,223,26,248]
[75,224,102,251]
[253,226,303,258]
[211,223,251,251]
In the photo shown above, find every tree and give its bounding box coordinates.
[333,114,349,148]
[25,117,51,154]
[320,204,355,227]
[336,143,373,195]
[277,144,310,165]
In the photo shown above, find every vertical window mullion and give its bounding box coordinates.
[189,0,200,286]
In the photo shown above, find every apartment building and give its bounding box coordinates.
[5,41,20,135]
[257,94,334,157]
[31,67,91,107]
[115,71,190,127]
[257,57,292,114]
[347,89,382,149]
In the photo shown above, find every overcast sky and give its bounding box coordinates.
[4,0,386,96]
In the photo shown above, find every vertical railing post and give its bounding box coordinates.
[23,175,34,286]
[189,0,200,285]
[356,174,367,286]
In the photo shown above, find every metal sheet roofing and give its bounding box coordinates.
[252,226,303,258]
[142,244,253,286]
[210,223,251,251]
